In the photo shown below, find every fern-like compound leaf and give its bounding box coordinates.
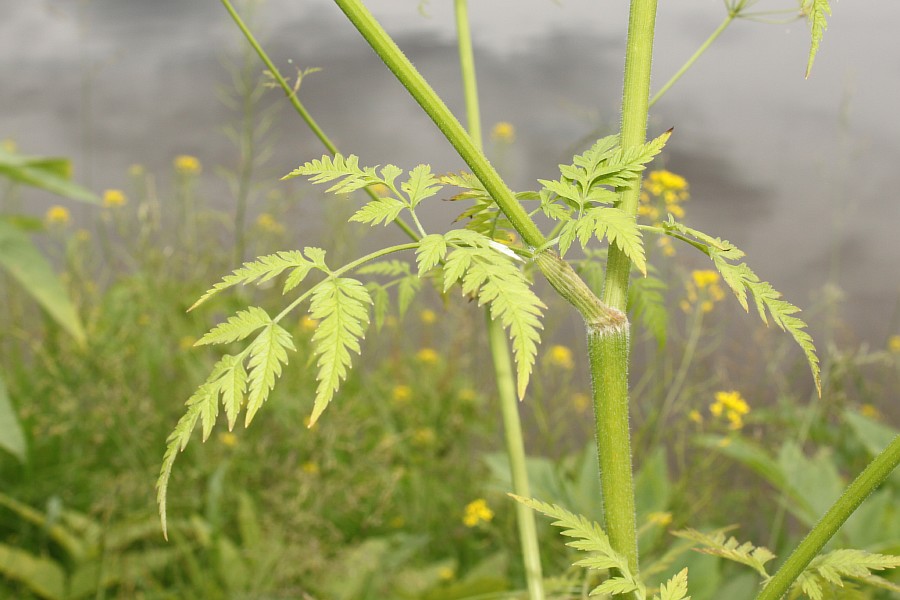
[794,549,900,600]
[308,277,372,426]
[629,267,668,348]
[672,528,775,579]
[654,568,690,600]
[804,0,832,78]
[244,322,295,426]
[662,218,820,395]
[190,250,318,310]
[402,164,442,207]
[444,241,545,398]
[511,495,644,598]
[349,196,407,227]
[588,207,646,275]
[357,260,411,277]
[195,306,272,346]
[157,354,238,539]
[282,153,384,194]
[415,233,447,275]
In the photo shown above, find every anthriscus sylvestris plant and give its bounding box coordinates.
[159,0,900,598]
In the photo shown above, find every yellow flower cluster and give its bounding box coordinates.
[174,154,201,174]
[545,344,575,370]
[490,121,516,143]
[419,309,437,325]
[888,335,900,353]
[709,390,750,430]
[391,384,412,405]
[639,169,690,222]
[103,189,127,207]
[680,269,726,313]
[256,212,285,234]
[416,348,439,365]
[462,498,494,527]
[45,205,70,225]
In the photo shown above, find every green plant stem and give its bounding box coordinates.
[453,2,544,596]
[454,0,482,146]
[648,12,735,108]
[594,0,659,588]
[488,314,546,600]
[220,0,420,243]
[331,0,545,250]
[756,433,900,600]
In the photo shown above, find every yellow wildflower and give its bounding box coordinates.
[657,236,676,257]
[301,461,319,474]
[218,432,238,447]
[710,390,750,430]
[392,384,412,405]
[688,409,703,424]
[463,498,494,527]
[572,392,590,413]
[888,335,900,353]
[684,270,726,313]
[459,388,477,404]
[419,309,437,325]
[128,163,144,177]
[256,212,285,234]
[860,404,881,419]
[389,516,405,528]
[644,170,688,197]
[102,189,127,207]
[299,315,318,332]
[174,154,201,174]
[490,121,516,143]
[546,344,575,370]
[412,427,436,447]
[438,566,455,581]
[648,511,673,527]
[692,270,719,289]
[45,205,70,225]
[416,348,440,365]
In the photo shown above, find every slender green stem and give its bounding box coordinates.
[221,0,420,242]
[756,434,900,600]
[594,0,659,588]
[273,242,419,322]
[453,2,544,596]
[488,314,546,600]
[454,0,482,147]
[648,13,735,108]
[331,0,545,250]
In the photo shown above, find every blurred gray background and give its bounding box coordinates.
[2,0,899,346]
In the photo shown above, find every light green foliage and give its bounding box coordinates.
[793,550,900,600]
[655,568,690,600]
[415,233,447,274]
[538,130,671,273]
[511,495,647,598]
[662,217,821,395]
[672,528,776,578]
[441,171,535,237]
[358,260,420,318]
[190,249,323,310]
[284,153,443,227]
[244,321,295,424]
[804,0,832,78]
[674,528,900,599]
[196,306,271,346]
[439,231,544,399]
[308,277,372,425]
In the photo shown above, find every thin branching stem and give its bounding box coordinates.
[756,434,900,600]
[453,1,545,596]
[220,0,420,242]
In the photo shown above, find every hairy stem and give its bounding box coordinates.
[220,0,420,242]
[595,0,659,587]
[756,433,900,600]
[453,1,544,597]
